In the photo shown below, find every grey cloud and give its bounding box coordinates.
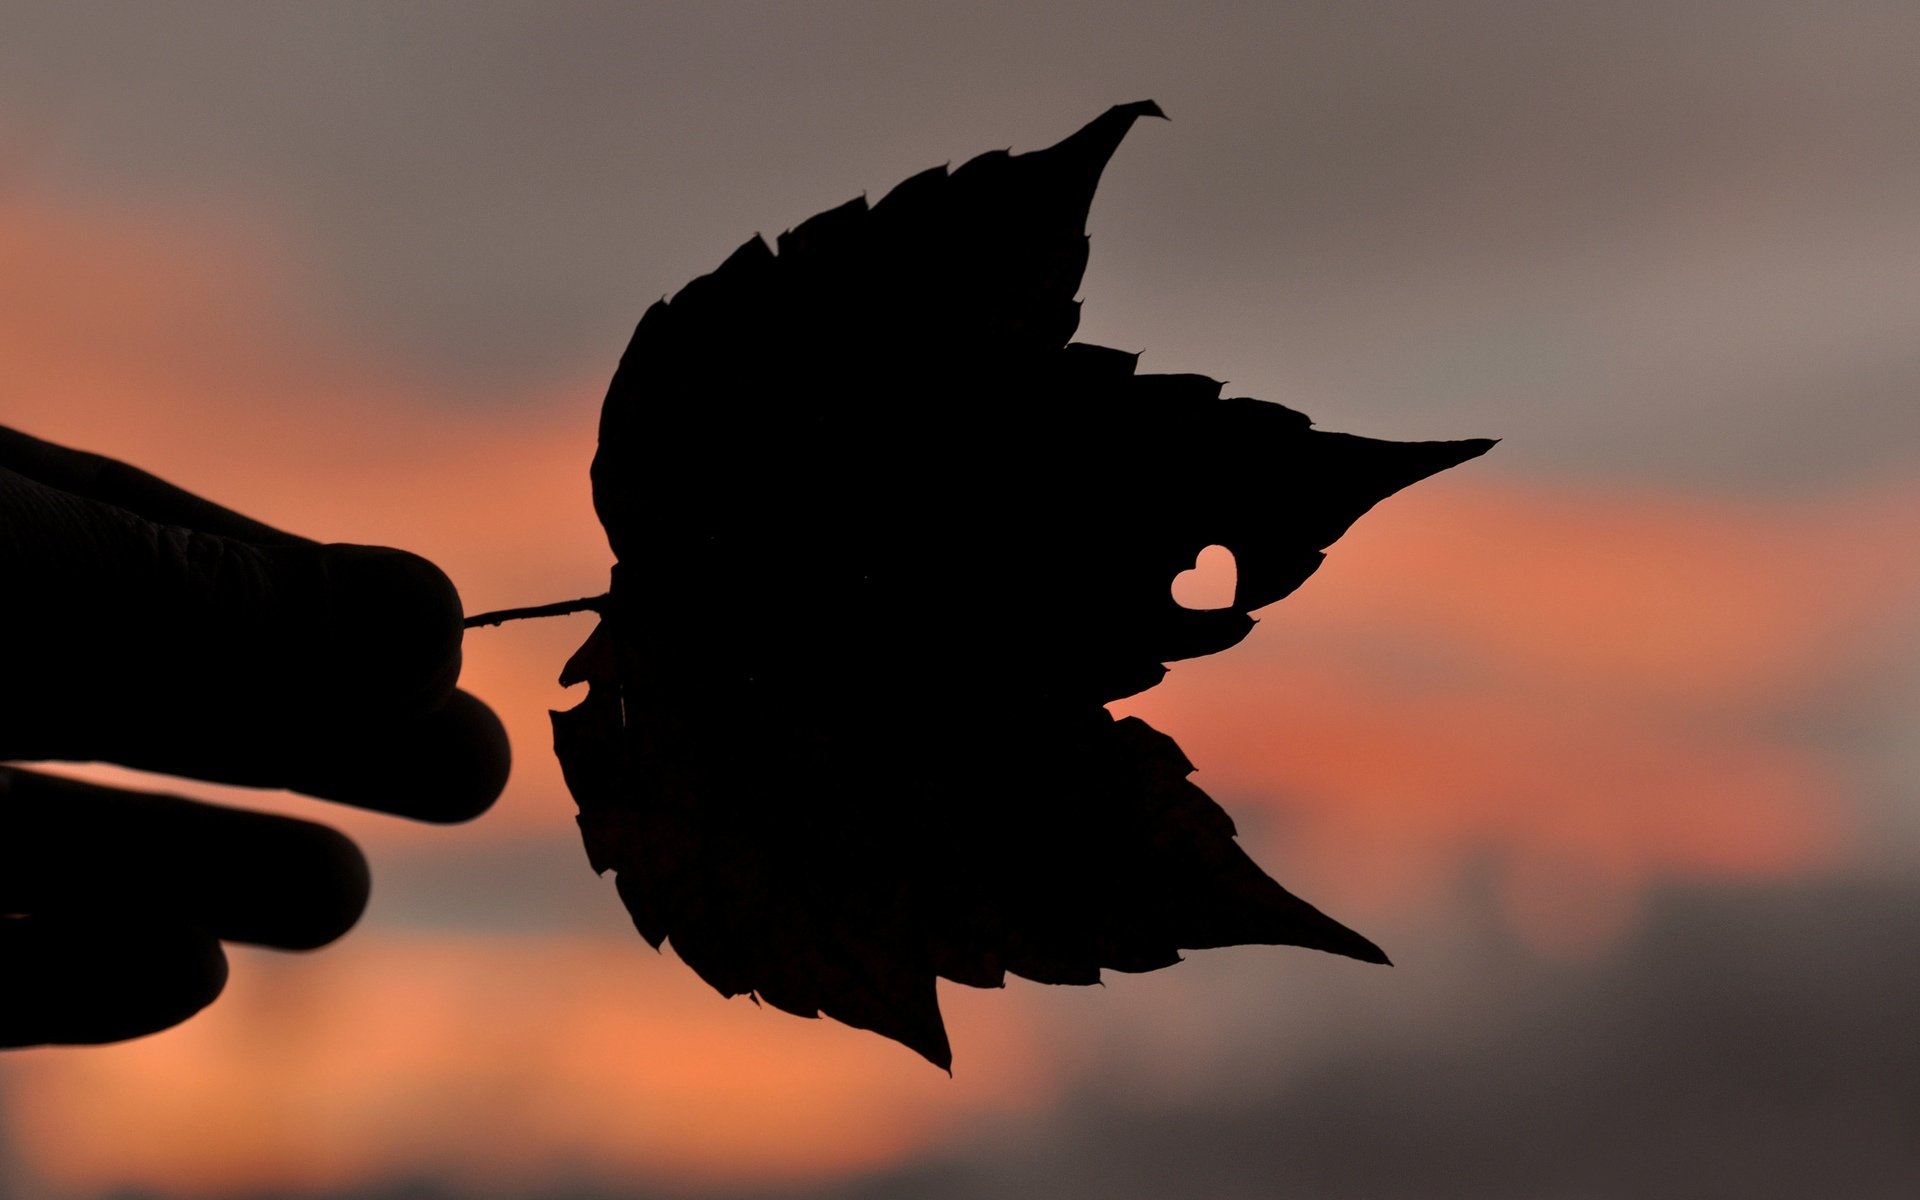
[67,877,1920,1200]
[997,881,1920,1200]
[5,3,1920,483]
[781,879,1920,1200]
[363,834,631,938]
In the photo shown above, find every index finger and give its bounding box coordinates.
[0,452,507,821]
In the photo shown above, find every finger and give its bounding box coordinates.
[89,688,513,824]
[2,466,471,772]
[280,688,512,823]
[0,424,302,545]
[0,912,228,1048]
[0,767,371,949]
[0,464,464,721]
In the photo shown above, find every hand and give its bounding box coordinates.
[0,425,510,1047]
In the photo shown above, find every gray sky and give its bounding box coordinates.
[2,6,1917,1200]
[6,1,1919,485]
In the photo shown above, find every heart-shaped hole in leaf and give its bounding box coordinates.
[1172,544,1238,611]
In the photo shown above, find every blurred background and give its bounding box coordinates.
[3,2,1918,1197]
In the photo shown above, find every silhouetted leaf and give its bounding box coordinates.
[552,102,1493,1068]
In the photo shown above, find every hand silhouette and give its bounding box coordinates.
[0,425,510,1047]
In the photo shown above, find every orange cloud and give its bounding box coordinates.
[3,184,610,844]
[1116,478,1920,955]
[5,935,1057,1196]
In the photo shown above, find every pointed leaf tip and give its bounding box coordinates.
[1053,100,1168,163]
[1344,932,1394,967]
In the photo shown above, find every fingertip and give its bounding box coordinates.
[95,921,230,1042]
[258,822,371,950]
[321,544,465,715]
[286,689,511,824]
[179,926,232,1023]
[1,768,374,953]
[464,692,514,817]
[318,825,374,941]
[0,915,229,1048]
[408,689,513,824]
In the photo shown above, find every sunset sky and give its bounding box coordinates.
[3,4,1918,1198]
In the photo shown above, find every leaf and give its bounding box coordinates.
[552,102,1494,1068]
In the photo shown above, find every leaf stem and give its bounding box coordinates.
[463,594,609,629]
